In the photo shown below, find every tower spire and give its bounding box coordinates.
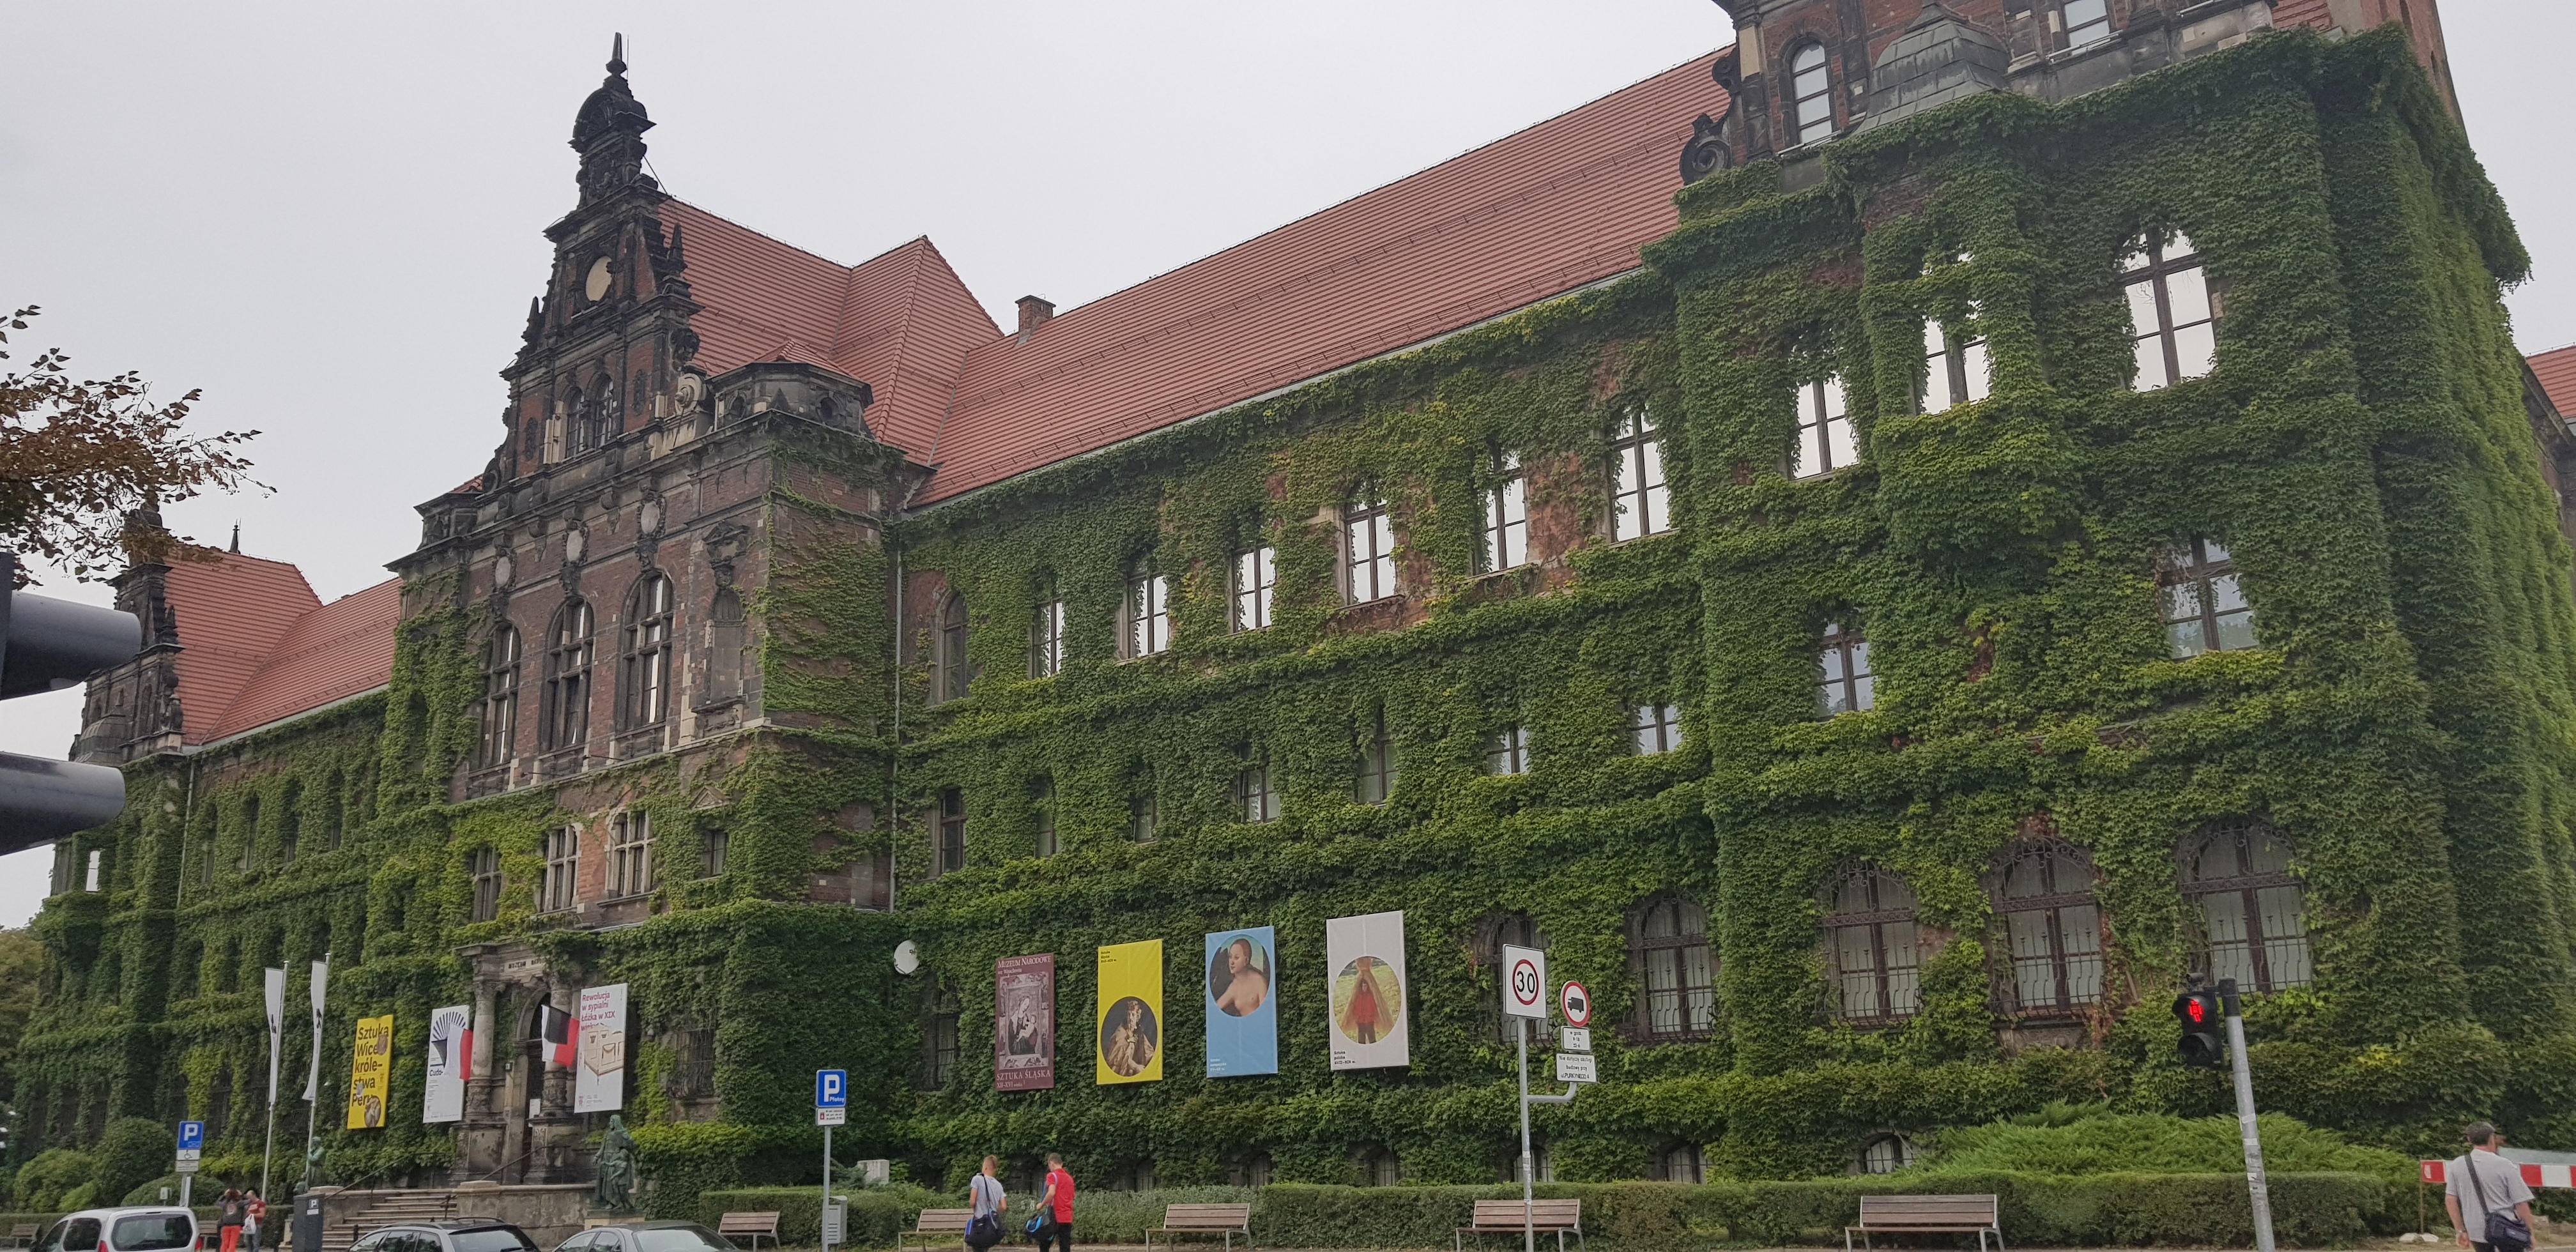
[609,32,625,74]
[571,33,656,208]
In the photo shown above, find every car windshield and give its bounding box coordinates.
[112,1218,194,1252]
[632,1229,733,1252]
[450,1231,537,1252]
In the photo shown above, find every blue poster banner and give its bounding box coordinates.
[1205,927,1279,1077]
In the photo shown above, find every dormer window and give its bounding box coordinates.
[2059,0,2112,49]
[1791,45,1835,144]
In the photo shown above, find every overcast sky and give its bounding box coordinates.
[3,1,2569,926]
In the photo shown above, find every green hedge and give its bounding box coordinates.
[705,1173,2393,1249]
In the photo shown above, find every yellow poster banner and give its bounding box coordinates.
[1094,940,1163,1085]
[346,1014,394,1129]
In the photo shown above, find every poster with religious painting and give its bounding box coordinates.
[422,1004,473,1124]
[1204,927,1278,1077]
[1094,940,1164,1085]
[995,954,1057,1092]
[573,982,629,1113]
[1327,911,1409,1071]
[345,1014,394,1129]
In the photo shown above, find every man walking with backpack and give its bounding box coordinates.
[2447,1122,2536,1252]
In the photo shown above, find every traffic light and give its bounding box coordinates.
[1,550,140,851]
[2172,982,2227,1067]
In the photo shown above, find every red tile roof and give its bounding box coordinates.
[2531,344,2576,419]
[664,50,1731,502]
[203,579,402,741]
[160,551,323,743]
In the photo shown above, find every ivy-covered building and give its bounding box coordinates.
[24,0,2576,1207]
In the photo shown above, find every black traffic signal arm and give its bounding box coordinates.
[1,551,141,850]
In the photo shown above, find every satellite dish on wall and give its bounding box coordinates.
[893,940,920,975]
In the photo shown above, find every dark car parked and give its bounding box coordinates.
[350,1223,539,1252]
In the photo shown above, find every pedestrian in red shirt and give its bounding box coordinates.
[1035,1154,1075,1252]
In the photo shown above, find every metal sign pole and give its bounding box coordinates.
[1517,1016,1534,1252]
[2221,979,2277,1252]
[821,1122,834,1252]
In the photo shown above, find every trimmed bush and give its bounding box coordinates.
[12,1150,98,1212]
[93,1119,174,1209]
[1925,1111,2414,1179]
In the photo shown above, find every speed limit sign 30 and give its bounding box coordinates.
[1501,945,1548,1019]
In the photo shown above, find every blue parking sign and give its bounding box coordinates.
[815,1069,847,1108]
[177,1121,204,1151]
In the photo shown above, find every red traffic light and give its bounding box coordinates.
[2171,988,2227,1068]
[2184,997,2209,1025]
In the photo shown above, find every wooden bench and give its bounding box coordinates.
[1145,1203,1254,1251]
[896,1208,975,1252]
[1457,1199,1584,1252]
[1844,1195,2004,1252]
[716,1211,780,1251]
[9,1225,36,1249]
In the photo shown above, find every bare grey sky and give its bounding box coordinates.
[3,1,2568,923]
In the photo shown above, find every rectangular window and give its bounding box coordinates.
[937,788,967,875]
[1480,452,1529,572]
[1345,491,1396,604]
[927,981,960,1088]
[2124,231,2216,391]
[1483,726,1531,776]
[1632,703,1682,755]
[855,849,894,911]
[540,825,578,912]
[1236,760,1279,823]
[1832,918,1921,1019]
[1791,376,1857,479]
[1920,319,1991,413]
[1635,900,1715,1039]
[606,811,652,899]
[2160,538,2256,657]
[1232,546,1276,632]
[1029,595,1066,677]
[1609,409,1670,540]
[470,848,503,922]
[1034,781,1058,857]
[1131,793,1158,843]
[1355,716,1397,805]
[85,849,103,893]
[1818,622,1874,715]
[2061,0,2112,47]
[1126,572,1171,657]
[700,827,729,878]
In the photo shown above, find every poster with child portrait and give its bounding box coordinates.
[1094,940,1164,1085]
[1204,927,1278,1076]
[1326,911,1409,1071]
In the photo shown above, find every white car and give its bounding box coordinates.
[31,1209,199,1252]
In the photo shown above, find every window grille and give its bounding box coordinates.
[1632,899,1715,1039]
[1790,44,1834,144]
[2180,819,2311,992]
[2159,538,2256,657]
[1481,452,1529,572]
[470,848,503,922]
[1818,622,1874,715]
[926,977,960,1088]
[1632,703,1683,755]
[1233,546,1276,631]
[1355,715,1397,804]
[1029,593,1066,677]
[1345,490,1397,603]
[2124,231,2215,390]
[937,788,967,875]
[1236,759,1279,823]
[543,600,595,751]
[1483,726,1531,776]
[540,825,578,912]
[934,593,971,704]
[1610,409,1671,540]
[1860,1135,1919,1175]
[1126,570,1171,657]
[620,574,675,728]
[606,811,652,899]
[1652,1143,1706,1184]
[1792,376,1857,479]
[1990,841,2103,1013]
[1921,319,1992,413]
[1827,867,1922,1021]
[480,625,520,767]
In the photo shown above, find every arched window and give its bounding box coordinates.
[479,624,521,768]
[542,600,595,751]
[620,574,675,729]
[2180,820,2311,992]
[1857,1134,1919,1175]
[1825,866,1922,1021]
[933,592,972,704]
[1629,898,1715,1040]
[1790,44,1836,144]
[1988,841,2103,1014]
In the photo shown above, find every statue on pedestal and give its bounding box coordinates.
[594,1115,640,1214]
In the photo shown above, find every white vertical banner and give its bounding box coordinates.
[573,984,629,1113]
[302,959,329,1102]
[264,968,287,1105]
[1326,911,1410,1071]
[423,1004,473,1124]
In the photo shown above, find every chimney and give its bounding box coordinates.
[1015,295,1055,340]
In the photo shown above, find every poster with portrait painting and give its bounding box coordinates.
[995,954,1056,1092]
[1204,927,1278,1076]
[1094,940,1164,1085]
[1326,911,1409,1071]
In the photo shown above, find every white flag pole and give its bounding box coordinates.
[261,967,286,1198]
[300,957,328,1191]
